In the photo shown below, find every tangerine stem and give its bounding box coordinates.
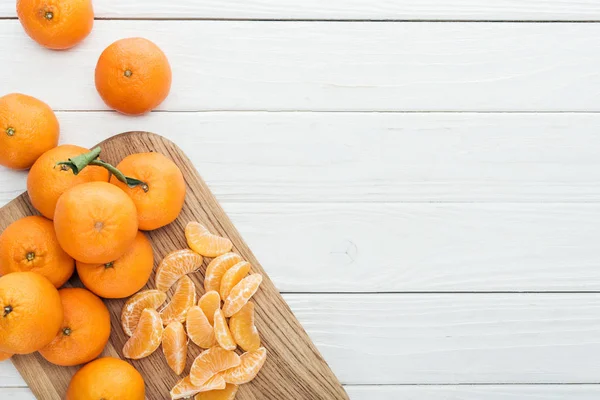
[56,147,149,190]
[3,305,12,317]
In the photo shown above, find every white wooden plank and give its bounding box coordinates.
[346,385,600,399]
[2,21,600,111]
[3,0,600,20]
[3,294,600,384]
[225,203,600,292]
[1,201,600,292]
[4,385,600,400]
[2,112,600,204]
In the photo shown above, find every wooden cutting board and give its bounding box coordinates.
[0,132,348,400]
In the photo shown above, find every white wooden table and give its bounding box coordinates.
[3,1,600,398]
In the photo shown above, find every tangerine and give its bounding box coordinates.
[186,222,233,258]
[0,93,59,170]
[171,375,226,400]
[213,309,236,351]
[155,249,203,292]
[110,152,185,230]
[121,289,167,337]
[77,231,154,298]
[229,302,260,352]
[195,384,238,400]
[38,288,110,366]
[204,253,242,293]
[0,216,74,288]
[221,347,267,384]
[123,308,163,359]
[186,306,216,349]
[0,272,63,354]
[54,181,138,264]
[190,347,240,387]
[160,276,196,325]
[95,38,172,115]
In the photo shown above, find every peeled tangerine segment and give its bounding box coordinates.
[187,306,217,349]
[219,261,251,301]
[229,302,261,352]
[121,289,167,336]
[170,374,226,400]
[222,274,263,318]
[160,276,197,325]
[190,347,241,387]
[198,290,221,326]
[195,384,238,400]
[155,249,203,292]
[204,253,242,293]
[186,221,233,258]
[214,309,237,351]
[123,308,164,359]
[221,347,267,385]
[163,322,188,375]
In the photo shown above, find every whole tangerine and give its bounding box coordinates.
[0,215,74,288]
[95,37,172,115]
[54,181,138,264]
[16,0,94,50]
[28,145,109,220]
[77,231,154,299]
[66,357,145,400]
[0,272,63,354]
[110,152,186,230]
[39,288,111,366]
[0,93,59,170]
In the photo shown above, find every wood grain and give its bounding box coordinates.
[3,0,600,20]
[3,22,600,111]
[3,111,600,204]
[0,132,347,400]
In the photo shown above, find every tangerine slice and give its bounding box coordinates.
[170,374,226,400]
[198,291,221,326]
[221,347,267,384]
[0,351,12,361]
[163,321,188,375]
[219,261,251,301]
[121,289,167,337]
[229,302,260,352]
[195,384,238,400]
[187,306,217,349]
[204,253,242,293]
[160,276,197,325]
[123,308,164,359]
[222,274,263,318]
[155,249,203,292]
[213,309,237,351]
[190,347,241,387]
[186,222,233,257]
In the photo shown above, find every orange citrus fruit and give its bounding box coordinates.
[221,347,267,384]
[186,222,233,258]
[17,0,93,50]
[121,289,167,337]
[190,347,241,387]
[0,271,63,354]
[110,152,186,231]
[0,351,11,361]
[198,291,221,326]
[219,261,250,301]
[186,306,216,349]
[77,231,154,299]
[0,215,74,288]
[223,274,263,318]
[171,375,226,400]
[0,93,59,170]
[155,249,203,292]
[229,302,260,352]
[54,181,138,264]
[95,37,172,115]
[213,309,236,351]
[123,308,163,359]
[204,253,242,293]
[38,288,110,366]
[28,145,109,219]
[195,384,238,400]
[66,357,145,400]
[160,276,196,325]
[163,321,187,375]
